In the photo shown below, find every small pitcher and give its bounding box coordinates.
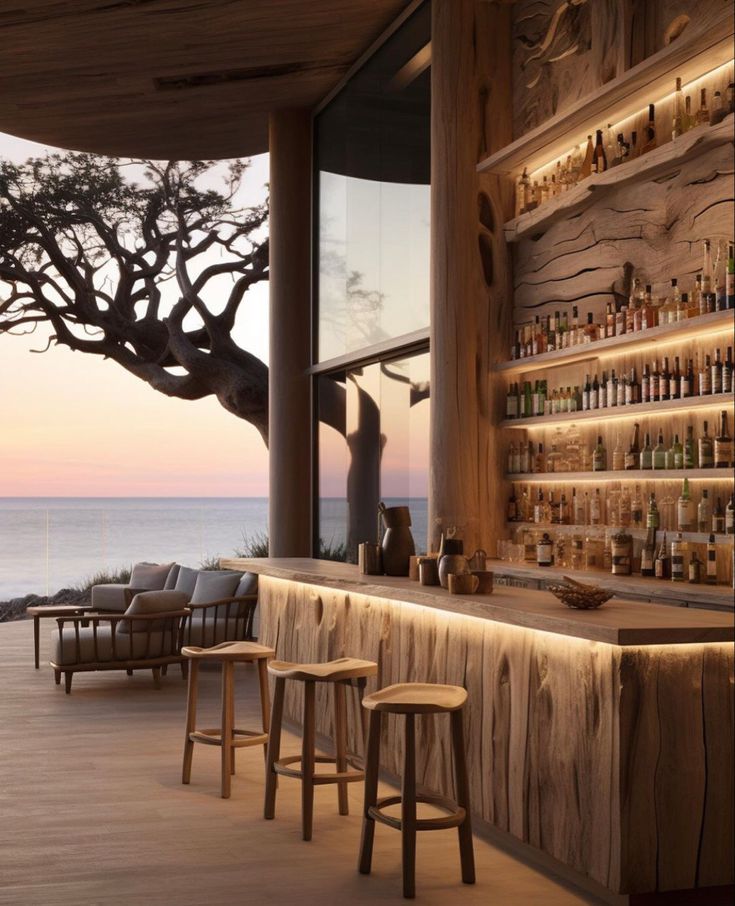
[379,502,415,576]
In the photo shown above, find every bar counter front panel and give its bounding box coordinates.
[222,558,734,898]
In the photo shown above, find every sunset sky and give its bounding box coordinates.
[0,133,271,497]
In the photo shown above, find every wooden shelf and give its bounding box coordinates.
[507,523,732,546]
[476,9,734,177]
[503,116,734,242]
[506,468,734,483]
[501,392,735,428]
[489,560,735,610]
[496,309,735,375]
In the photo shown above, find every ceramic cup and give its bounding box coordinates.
[448,572,480,595]
[358,542,383,576]
[472,570,494,594]
[418,557,440,586]
[408,555,421,581]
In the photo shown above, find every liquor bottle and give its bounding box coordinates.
[536,533,554,566]
[654,531,671,579]
[677,478,694,530]
[559,493,569,526]
[684,425,696,469]
[669,356,680,400]
[640,432,653,469]
[582,374,591,410]
[630,130,639,158]
[706,535,718,584]
[714,241,727,312]
[713,497,726,533]
[607,369,617,407]
[647,492,660,530]
[599,371,607,409]
[712,348,723,394]
[715,411,732,468]
[631,484,643,526]
[724,347,733,393]
[652,429,667,470]
[641,364,650,403]
[710,90,726,126]
[684,95,693,131]
[520,440,531,474]
[660,357,670,401]
[617,373,626,407]
[727,494,735,535]
[507,488,518,521]
[650,359,659,401]
[698,489,712,532]
[672,77,685,138]
[624,423,640,470]
[681,359,694,398]
[641,522,656,577]
[671,433,684,470]
[548,490,559,523]
[590,373,599,410]
[699,354,712,395]
[702,239,713,296]
[592,129,607,173]
[688,551,701,584]
[641,103,656,153]
[641,284,655,329]
[580,135,594,179]
[695,88,710,126]
[612,432,625,471]
[671,533,685,582]
[614,133,627,166]
[533,489,545,524]
[699,421,714,468]
[727,241,735,310]
[592,435,607,472]
[573,487,587,525]
[571,306,580,344]
[583,312,598,343]
[589,488,603,525]
[535,442,547,473]
[694,274,706,315]
[627,367,639,404]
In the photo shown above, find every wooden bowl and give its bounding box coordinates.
[547,576,613,610]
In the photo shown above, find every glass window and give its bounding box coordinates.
[315,1,431,362]
[317,350,430,562]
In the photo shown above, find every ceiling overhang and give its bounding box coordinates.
[0,0,413,160]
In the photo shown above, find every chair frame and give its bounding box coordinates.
[181,594,258,648]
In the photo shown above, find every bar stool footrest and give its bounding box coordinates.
[274,754,365,785]
[369,793,466,831]
[190,728,269,748]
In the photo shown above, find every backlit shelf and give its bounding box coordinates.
[500,392,735,428]
[505,469,734,483]
[506,523,732,545]
[495,309,735,375]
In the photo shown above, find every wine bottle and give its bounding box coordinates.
[702,239,713,295]
[672,77,685,138]
[677,478,694,530]
[592,435,607,472]
[727,241,734,310]
[624,423,640,470]
[698,490,711,532]
[640,432,653,470]
[654,531,670,579]
[580,135,594,179]
[652,429,666,470]
[715,410,732,468]
[727,494,735,535]
[671,533,685,582]
[695,88,710,126]
[612,433,625,471]
[706,534,718,584]
[592,129,607,173]
[688,551,701,584]
[699,421,714,468]
[684,425,696,469]
[713,497,726,533]
[724,346,733,393]
[641,523,656,577]
[582,374,591,411]
[647,492,660,529]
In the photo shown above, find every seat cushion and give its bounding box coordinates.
[90,584,130,613]
[174,566,201,598]
[118,590,190,634]
[235,572,258,597]
[129,562,175,591]
[190,571,241,605]
[164,564,181,590]
[51,626,176,666]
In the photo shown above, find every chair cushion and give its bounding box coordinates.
[190,571,241,605]
[129,562,174,591]
[164,564,181,590]
[118,590,190,634]
[174,566,201,599]
[90,584,130,613]
[51,626,176,666]
[235,572,258,597]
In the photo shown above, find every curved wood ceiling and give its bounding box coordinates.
[0,0,412,159]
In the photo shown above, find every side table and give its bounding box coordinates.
[26,605,94,669]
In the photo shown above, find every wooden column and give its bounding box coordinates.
[429,0,513,554]
[268,109,313,557]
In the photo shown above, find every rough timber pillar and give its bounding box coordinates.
[429,0,513,553]
[268,109,313,557]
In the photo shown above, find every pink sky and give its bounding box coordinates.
[0,133,271,497]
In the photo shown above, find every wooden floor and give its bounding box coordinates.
[0,619,594,905]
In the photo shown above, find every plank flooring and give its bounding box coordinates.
[0,618,594,905]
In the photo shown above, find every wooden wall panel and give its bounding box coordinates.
[257,574,735,895]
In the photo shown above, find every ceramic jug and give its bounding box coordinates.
[379,503,415,576]
[437,533,469,589]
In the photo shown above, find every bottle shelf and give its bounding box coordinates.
[507,522,732,546]
[500,391,735,428]
[506,468,735,483]
[495,309,735,375]
[476,10,734,177]
[502,116,734,243]
[489,560,735,609]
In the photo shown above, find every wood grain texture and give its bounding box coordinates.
[430,0,513,554]
[256,571,735,895]
[0,0,411,159]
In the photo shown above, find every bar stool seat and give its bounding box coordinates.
[264,657,378,840]
[182,641,275,799]
[362,682,467,713]
[359,681,475,899]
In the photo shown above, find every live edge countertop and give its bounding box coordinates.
[220,557,735,647]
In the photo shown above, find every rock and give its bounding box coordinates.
[0,588,90,623]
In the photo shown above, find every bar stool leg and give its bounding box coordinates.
[34,615,40,669]
[451,710,476,884]
[358,710,382,875]
[301,680,316,841]
[264,676,285,819]
[402,713,417,899]
[182,660,199,784]
[257,657,271,764]
[220,661,234,798]
[229,663,237,776]
[334,682,349,816]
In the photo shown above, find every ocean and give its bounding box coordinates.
[0,497,429,599]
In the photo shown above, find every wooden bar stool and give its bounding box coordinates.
[181,641,275,799]
[358,682,475,899]
[263,657,378,841]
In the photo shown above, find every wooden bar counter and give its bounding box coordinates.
[223,557,734,902]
